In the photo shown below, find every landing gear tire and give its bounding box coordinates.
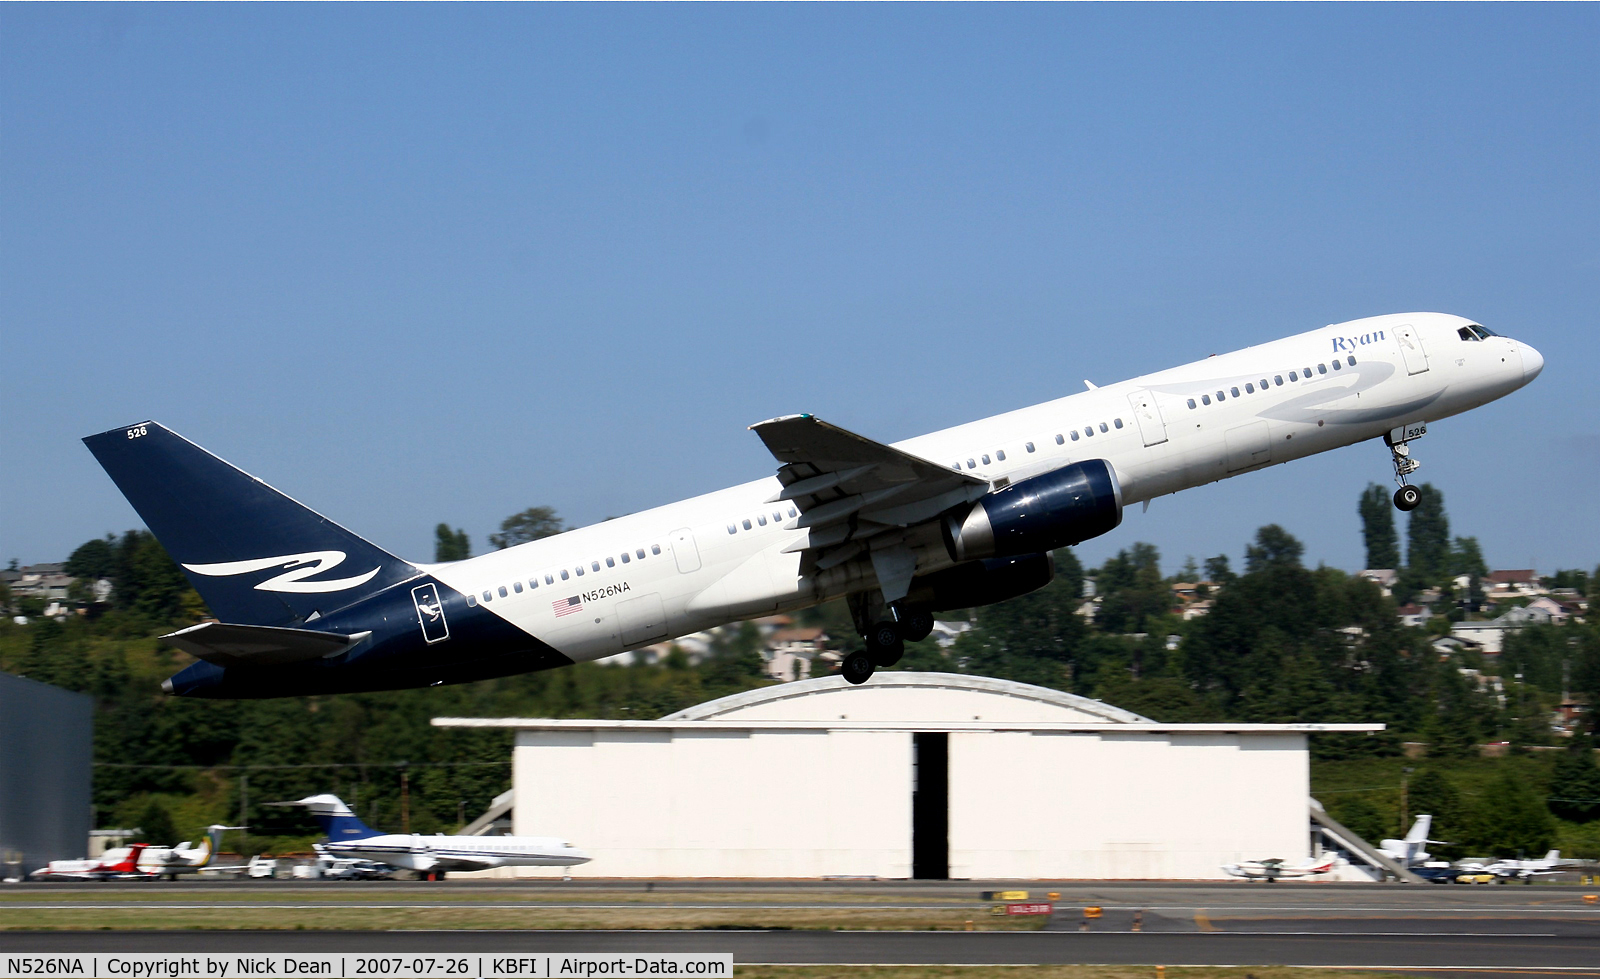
[1394,485,1421,511]
[842,650,876,685]
[866,621,904,667]
[897,607,935,643]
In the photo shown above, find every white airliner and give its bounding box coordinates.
[84,311,1543,696]
[270,794,591,879]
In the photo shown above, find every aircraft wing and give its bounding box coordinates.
[161,622,371,668]
[749,414,990,589]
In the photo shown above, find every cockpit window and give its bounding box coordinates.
[1459,323,1498,342]
[1473,323,1499,337]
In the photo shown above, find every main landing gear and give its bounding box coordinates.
[1385,422,1427,512]
[842,594,936,685]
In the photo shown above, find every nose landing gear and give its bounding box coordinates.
[1384,422,1427,511]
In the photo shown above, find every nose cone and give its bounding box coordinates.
[1518,341,1544,383]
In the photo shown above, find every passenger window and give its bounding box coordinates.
[1070,430,1080,441]
[546,574,554,584]
[1260,379,1268,389]
[1113,418,1123,429]
[1085,426,1094,437]
[1025,442,1035,453]
[1245,383,1254,394]
[560,569,569,580]
[636,549,646,559]
[1216,391,1225,401]
[967,458,977,469]
[652,544,662,555]
[498,586,508,598]
[1347,356,1356,366]
[591,561,600,572]
[1318,363,1327,374]
[530,578,539,589]
[1055,434,1064,445]
[742,519,752,530]
[513,581,523,594]
[981,454,991,465]
[773,511,782,522]
[1289,371,1298,381]
[606,557,615,567]
[1274,375,1283,386]
[787,508,797,518]
[728,524,737,534]
[1098,422,1108,433]
[1188,398,1197,409]
[466,594,477,607]
[1202,394,1211,405]
[1303,366,1312,376]
[996,449,1006,461]
[575,566,584,576]
[757,515,767,526]
[1331,359,1341,370]
[621,553,630,563]
[1230,387,1240,398]
[482,591,493,602]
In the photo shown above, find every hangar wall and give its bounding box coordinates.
[0,672,93,875]
[439,673,1373,880]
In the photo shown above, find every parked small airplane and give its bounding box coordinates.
[1378,815,1447,868]
[1465,850,1569,883]
[135,825,248,879]
[1222,853,1341,882]
[84,312,1542,696]
[29,843,155,881]
[270,794,590,879]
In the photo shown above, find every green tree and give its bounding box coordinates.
[1405,484,1450,587]
[1330,796,1388,843]
[1548,740,1600,822]
[1094,543,1167,634]
[1467,771,1556,858]
[1245,524,1304,574]
[1407,769,1468,858]
[1203,554,1236,587]
[65,535,119,582]
[434,525,471,562]
[489,507,565,550]
[1358,483,1401,570]
[133,798,180,847]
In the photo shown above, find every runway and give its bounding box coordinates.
[5,881,1599,974]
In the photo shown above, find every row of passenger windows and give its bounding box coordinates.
[1185,356,1358,409]
[951,418,1127,471]
[465,543,665,606]
[729,506,800,534]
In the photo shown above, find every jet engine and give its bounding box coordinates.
[941,459,1122,562]
[915,553,1056,611]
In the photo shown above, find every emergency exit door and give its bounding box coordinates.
[1127,389,1169,447]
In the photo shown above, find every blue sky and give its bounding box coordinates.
[3,4,1597,578]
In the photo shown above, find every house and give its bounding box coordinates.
[930,620,973,648]
[1486,569,1544,599]
[4,563,75,603]
[1395,604,1430,628]
[1432,634,1484,658]
[1497,604,1553,627]
[1181,600,1213,621]
[1450,619,1510,654]
[765,627,829,682]
[1358,569,1398,597]
[1524,596,1572,625]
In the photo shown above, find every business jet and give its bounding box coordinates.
[135,825,248,879]
[1464,849,1570,883]
[1378,815,1446,868]
[268,794,590,879]
[1222,853,1342,882]
[84,312,1542,697]
[29,844,155,881]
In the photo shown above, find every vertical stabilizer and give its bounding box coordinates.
[278,794,382,841]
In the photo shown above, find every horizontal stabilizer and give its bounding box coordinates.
[161,621,369,668]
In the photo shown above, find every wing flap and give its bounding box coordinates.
[161,621,368,668]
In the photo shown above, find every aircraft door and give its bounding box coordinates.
[618,593,668,647]
[1395,323,1430,375]
[670,528,701,573]
[1126,389,1168,447]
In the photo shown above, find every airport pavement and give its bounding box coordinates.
[2,928,1599,972]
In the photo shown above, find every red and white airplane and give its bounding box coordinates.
[1222,853,1342,882]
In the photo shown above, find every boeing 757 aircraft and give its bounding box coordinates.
[84,312,1541,697]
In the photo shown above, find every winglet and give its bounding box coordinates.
[1084,380,1098,390]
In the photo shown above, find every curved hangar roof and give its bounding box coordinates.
[661,672,1153,725]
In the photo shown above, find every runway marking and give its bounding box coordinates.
[1192,908,1215,932]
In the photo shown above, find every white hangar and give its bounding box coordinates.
[434,672,1380,880]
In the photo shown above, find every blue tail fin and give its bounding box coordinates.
[83,421,416,627]
[287,794,382,841]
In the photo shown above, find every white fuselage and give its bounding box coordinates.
[325,833,590,872]
[430,312,1539,663]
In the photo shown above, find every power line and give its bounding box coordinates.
[94,761,509,770]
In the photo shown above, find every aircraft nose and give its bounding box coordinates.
[1518,341,1544,383]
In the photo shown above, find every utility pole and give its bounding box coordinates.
[400,763,410,835]
[239,773,249,855]
[1400,767,1413,833]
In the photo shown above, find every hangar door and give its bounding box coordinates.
[912,733,948,879]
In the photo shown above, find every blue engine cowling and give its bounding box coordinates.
[941,459,1122,562]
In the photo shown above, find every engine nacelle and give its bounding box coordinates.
[915,553,1055,611]
[941,459,1122,562]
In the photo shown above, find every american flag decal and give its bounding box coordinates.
[553,596,583,618]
